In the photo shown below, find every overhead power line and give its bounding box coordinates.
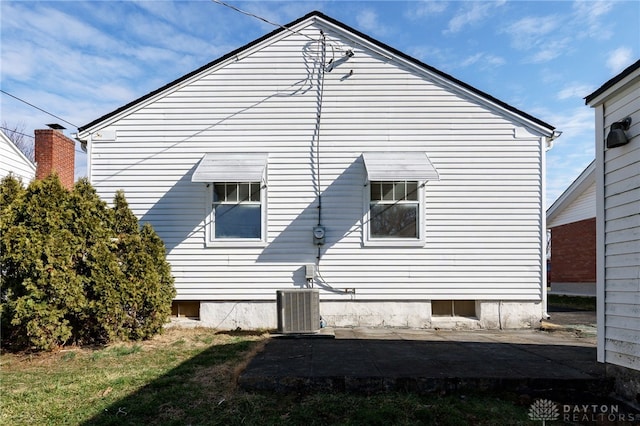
[0,89,79,129]
[0,126,34,139]
[0,126,85,154]
[210,0,316,43]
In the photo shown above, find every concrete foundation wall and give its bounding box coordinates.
[477,301,543,329]
[199,300,543,330]
[321,301,432,328]
[200,301,278,330]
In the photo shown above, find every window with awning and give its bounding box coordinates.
[362,151,439,181]
[192,153,267,243]
[362,152,439,242]
[191,153,267,182]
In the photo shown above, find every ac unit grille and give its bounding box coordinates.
[277,289,320,333]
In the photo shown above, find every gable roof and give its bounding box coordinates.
[585,59,640,106]
[546,160,595,226]
[78,11,555,136]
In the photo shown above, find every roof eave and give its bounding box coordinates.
[585,59,640,106]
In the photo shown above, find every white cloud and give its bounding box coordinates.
[503,15,561,50]
[407,0,448,19]
[484,54,506,67]
[503,1,616,65]
[406,45,447,64]
[0,44,37,80]
[528,38,573,63]
[546,154,593,207]
[446,1,506,34]
[356,8,389,37]
[459,52,505,69]
[544,106,595,207]
[546,107,594,141]
[606,47,634,74]
[557,83,594,101]
[572,0,614,39]
[356,9,378,31]
[540,68,563,85]
[573,0,613,21]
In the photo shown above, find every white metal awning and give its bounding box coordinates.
[362,152,439,181]
[191,153,268,182]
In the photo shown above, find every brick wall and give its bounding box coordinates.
[549,217,596,282]
[35,129,75,190]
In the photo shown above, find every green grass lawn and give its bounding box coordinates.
[548,294,596,311]
[1,327,547,425]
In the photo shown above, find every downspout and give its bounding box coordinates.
[73,132,90,180]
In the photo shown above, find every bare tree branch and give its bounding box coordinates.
[2,121,34,162]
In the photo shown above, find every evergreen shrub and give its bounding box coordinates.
[0,175,175,350]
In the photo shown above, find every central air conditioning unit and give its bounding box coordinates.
[276,289,320,333]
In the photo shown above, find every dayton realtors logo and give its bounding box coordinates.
[528,399,559,424]
[528,399,639,424]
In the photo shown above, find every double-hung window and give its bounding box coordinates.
[362,152,439,245]
[213,182,262,239]
[369,181,419,239]
[191,153,267,246]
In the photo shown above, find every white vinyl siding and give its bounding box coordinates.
[85,20,548,304]
[0,131,35,183]
[592,66,640,371]
[548,181,595,228]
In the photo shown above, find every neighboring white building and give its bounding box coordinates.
[0,129,35,183]
[546,161,596,295]
[547,161,596,229]
[77,12,558,330]
[586,59,640,403]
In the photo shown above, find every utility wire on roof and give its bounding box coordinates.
[0,89,79,129]
[210,0,352,58]
[210,0,316,43]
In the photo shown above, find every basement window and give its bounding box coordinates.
[171,301,200,319]
[432,300,476,318]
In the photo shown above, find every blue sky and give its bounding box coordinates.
[1,0,638,207]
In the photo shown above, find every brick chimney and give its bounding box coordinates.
[35,127,75,190]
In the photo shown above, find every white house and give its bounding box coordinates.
[586,59,639,402]
[77,11,558,330]
[0,129,35,183]
[546,161,596,295]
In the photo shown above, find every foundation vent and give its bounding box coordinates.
[276,289,320,333]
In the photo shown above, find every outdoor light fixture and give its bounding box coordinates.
[606,117,632,148]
